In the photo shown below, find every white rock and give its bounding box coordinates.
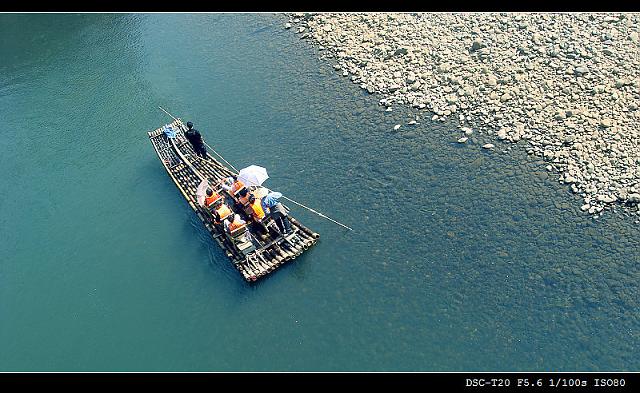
[597,194,617,203]
[393,124,401,131]
[500,93,512,102]
[628,193,640,203]
[482,143,495,149]
[574,65,589,75]
[285,23,292,29]
[457,137,468,143]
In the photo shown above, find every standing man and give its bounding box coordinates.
[184,121,208,159]
[261,192,292,235]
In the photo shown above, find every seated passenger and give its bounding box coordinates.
[247,195,268,239]
[212,199,232,224]
[224,214,246,235]
[220,176,234,192]
[220,175,245,197]
[237,188,252,207]
[230,179,246,198]
[203,188,222,209]
[248,195,266,222]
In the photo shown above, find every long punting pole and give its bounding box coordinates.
[157,106,353,232]
[279,195,353,231]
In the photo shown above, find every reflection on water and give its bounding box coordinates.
[0,13,638,371]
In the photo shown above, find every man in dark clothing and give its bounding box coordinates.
[184,121,208,159]
[261,193,292,235]
[270,202,292,235]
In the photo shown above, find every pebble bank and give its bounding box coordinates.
[285,12,640,216]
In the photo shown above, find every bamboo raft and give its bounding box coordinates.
[147,118,320,282]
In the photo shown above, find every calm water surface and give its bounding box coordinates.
[0,13,638,371]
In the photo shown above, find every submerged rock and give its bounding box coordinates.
[470,38,486,52]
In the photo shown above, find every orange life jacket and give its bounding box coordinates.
[230,180,245,196]
[249,198,266,221]
[228,217,246,232]
[205,193,221,207]
[238,193,251,206]
[215,204,232,221]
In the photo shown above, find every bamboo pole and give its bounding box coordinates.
[159,106,350,232]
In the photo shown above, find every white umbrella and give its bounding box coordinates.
[196,179,210,207]
[238,165,269,187]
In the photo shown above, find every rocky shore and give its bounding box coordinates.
[285,13,640,216]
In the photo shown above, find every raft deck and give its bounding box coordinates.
[147,118,319,282]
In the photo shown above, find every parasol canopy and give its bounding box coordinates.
[196,179,210,207]
[238,165,269,187]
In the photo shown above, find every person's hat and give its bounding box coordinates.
[186,121,193,128]
[206,188,213,196]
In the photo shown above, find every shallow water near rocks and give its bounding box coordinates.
[0,13,638,371]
